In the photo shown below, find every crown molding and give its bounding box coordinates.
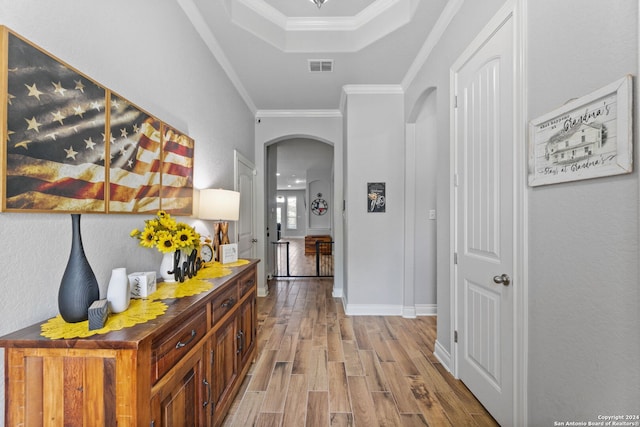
[255,109,343,119]
[340,84,404,112]
[402,0,464,90]
[231,0,418,52]
[342,84,404,95]
[178,0,257,114]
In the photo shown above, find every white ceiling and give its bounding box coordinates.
[275,138,334,189]
[178,0,449,111]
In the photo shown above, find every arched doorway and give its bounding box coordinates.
[266,137,334,278]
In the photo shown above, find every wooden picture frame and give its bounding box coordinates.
[528,75,633,186]
[1,27,107,212]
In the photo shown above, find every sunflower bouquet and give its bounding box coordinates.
[130,210,200,255]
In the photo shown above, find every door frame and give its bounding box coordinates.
[449,0,528,425]
[234,149,257,259]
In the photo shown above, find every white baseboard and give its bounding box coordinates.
[257,284,269,297]
[402,306,417,318]
[332,287,343,298]
[345,304,402,316]
[341,303,437,317]
[416,304,437,316]
[433,339,453,374]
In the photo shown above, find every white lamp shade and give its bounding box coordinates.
[199,189,240,221]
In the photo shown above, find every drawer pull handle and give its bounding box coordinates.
[202,378,211,408]
[175,329,197,349]
[236,330,245,354]
[221,297,235,308]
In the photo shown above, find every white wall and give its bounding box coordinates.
[527,0,640,423]
[413,91,438,308]
[307,170,332,235]
[342,87,406,313]
[0,1,255,423]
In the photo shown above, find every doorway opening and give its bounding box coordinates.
[266,137,334,279]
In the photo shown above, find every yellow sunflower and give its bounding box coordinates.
[175,226,195,248]
[156,231,177,253]
[131,210,200,255]
[140,227,157,248]
[159,215,177,231]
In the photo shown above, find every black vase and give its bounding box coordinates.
[58,214,100,323]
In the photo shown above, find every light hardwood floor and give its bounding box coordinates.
[222,277,499,426]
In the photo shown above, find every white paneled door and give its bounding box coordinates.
[453,8,515,427]
[236,151,257,260]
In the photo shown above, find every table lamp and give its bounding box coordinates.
[199,189,240,261]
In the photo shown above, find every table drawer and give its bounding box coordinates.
[238,269,256,298]
[211,282,239,323]
[151,308,207,384]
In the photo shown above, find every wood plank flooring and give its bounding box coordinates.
[222,278,499,426]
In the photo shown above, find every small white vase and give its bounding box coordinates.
[160,252,177,283]
[106,267,131,313]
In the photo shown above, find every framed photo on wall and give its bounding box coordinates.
[528,75,633,186]
[367,182,386,213]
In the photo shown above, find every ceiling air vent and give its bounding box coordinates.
[308,59,333,73]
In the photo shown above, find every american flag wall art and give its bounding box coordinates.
[108,94,162,214]
[3,30,107,212]
[1,27,194,214]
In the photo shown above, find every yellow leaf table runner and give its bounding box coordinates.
[41,259,250,339]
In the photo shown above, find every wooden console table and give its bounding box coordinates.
[0,259,259,427]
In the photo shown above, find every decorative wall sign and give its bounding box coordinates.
[220,243,238,264]
[0,26,194,214]
[528,75,633,186]
[367,182,386,213]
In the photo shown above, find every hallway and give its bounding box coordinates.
[222,278,498,426]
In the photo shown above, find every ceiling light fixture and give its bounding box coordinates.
[309,0,329,8]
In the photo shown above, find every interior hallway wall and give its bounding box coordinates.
[527,0,640,423]
[413,90,438,309]
[0,1,255,423]
[342,87,406,313]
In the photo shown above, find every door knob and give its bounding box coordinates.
[251,238,258,243]
[493,274,511,286]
